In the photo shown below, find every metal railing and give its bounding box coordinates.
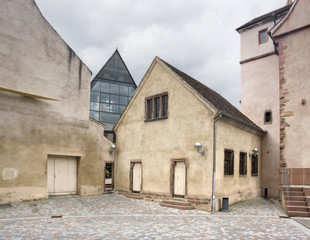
[281,168,290,201]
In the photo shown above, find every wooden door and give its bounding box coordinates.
[174,161,186,196]
[132,163,142,192]
[48,156,77,195]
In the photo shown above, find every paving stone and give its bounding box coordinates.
[0,194,309,239]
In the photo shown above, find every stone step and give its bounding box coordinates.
[284,191,305,196]
[286,201,307,206]
[286,205,309,212]
[287,211,310,217]
[161,200,191,207]
[304,189,310,196]
[125,194,143,200]
[285,196,306,201]
[287,187,304,192]
[160,202,194,210]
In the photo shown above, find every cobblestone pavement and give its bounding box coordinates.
[0,194,309,239]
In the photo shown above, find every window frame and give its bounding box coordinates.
[258,28,268,44]
[224,149,234,176]
[145,92,168,121]
[239,152,247,176]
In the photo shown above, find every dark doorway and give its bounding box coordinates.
[105,162,114,193]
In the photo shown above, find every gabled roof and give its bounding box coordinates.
[236,4,292,32]
[160,58,264,132]
[91,49,136,86]
[114,57,264,133]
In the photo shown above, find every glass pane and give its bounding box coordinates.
[119,105,126,113]
[91,81,100,92]
[147,99,153,119]
[101,82,110,93]
[110,104,119,113]
[90,111,99,121]
[90,102,99,111]
[162,95,168,117]
[120,96,128,105]
[120,85,129,95]
[90,92,100,102]
[100,103,110,112]
[110,95,119,104]
[110,84,119,94]
[101,93,109,103]
[129,86,135,96]
[154,97,160,118]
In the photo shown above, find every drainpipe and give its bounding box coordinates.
[211,111,223,214]
[268,31,279,55]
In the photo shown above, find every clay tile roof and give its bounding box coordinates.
[236,4,292,32]
[160,58,264,132]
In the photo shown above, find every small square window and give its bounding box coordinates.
[259,29,268,44]
[145,93,168,121]
[264,110,272,124]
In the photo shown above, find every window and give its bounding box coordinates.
[224,150,234,175]
[264,110,272,124]
[251,155,258,176]
[239,152,247,175]
[259,29,268,44]
[145,93,168,121]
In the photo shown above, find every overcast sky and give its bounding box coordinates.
[35,0,287,108]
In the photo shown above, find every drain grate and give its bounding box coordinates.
[51,215,63,218]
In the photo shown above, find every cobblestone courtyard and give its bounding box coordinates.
[0,194,309,239]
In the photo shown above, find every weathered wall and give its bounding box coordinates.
[115,59,262,210]
[241,55,280,198]
[0,0,113,204]
[115,61,215,198]
[240,21,275,62]
[276,26,310,169]
[215,120,262,204]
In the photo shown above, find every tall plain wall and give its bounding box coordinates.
[0,0,113,204]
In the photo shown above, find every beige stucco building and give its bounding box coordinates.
[237,0,310,199]
[114,57,264,211]
[0,0,114,204]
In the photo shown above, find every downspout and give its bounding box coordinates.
[268,31,279,55]
[268,13,279,55]
[211,111,223,214]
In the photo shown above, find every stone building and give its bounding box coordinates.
[114,57,264,211]
[0,0,114,204]
[237,0,310,199]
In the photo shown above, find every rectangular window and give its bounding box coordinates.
[120,85,129,96]
[90,92,100,102]
[239,152,247,175]
[101,82,110,93]
[259,29,268,44]
[145,93,168,121]
[90,102,99,111]
[224,150,234,175]
[264,110,272,124]
[251,155,258,176]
